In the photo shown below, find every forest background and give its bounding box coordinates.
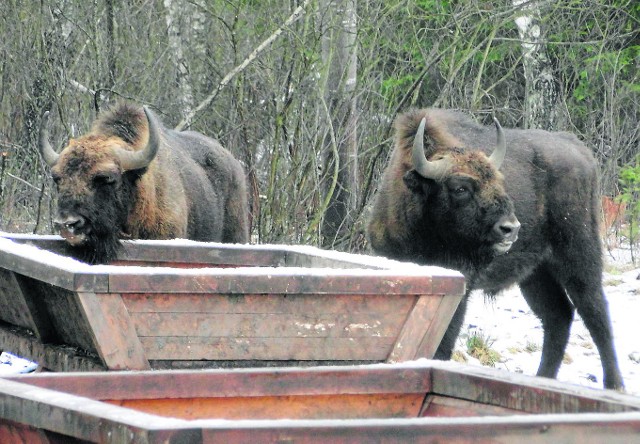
[0,0,638,254]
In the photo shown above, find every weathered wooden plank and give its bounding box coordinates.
[108,393,425,420]
[282,245,406,270]
[0,233,68,253]
[131,311,405,338]
[411,294,463,359]
[0,378,194,444]
[430,275,467,296]
[9,274,56,341]
[388,295,441,362]
[5,366,433,401]
[198,416,640,444]
[74,292,150,370]
[0,420,52,444]
[108,270,458,296]
[389,295,464,362]
[284,253,382,269]
[117,241,289,267]
[2,233,459,272]
[0,252,78,291]
[123,241,399,270]
[139,336,395,361]
[420,394,526,417]
[147,359,377,369]
[429,364,640,414]
[0,236,108,292]
[0,269,39,331]
[110,260,237,268]
[0,323,105,372]
[29,284,97,352]
[122,292,415,315]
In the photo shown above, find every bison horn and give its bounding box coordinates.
[38,111,60,167]
[488,117,506,169]
[116,106,160,171]
[411,117,451,180]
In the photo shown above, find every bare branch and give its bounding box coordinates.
[67,77,96,96]
[175,0,313,131]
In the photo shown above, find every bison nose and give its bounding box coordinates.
[54,215,86,234]
[495,214,520,242]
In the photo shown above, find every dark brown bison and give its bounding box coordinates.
[39,102,249,264]
[367,108,624,390]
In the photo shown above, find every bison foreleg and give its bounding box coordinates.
[519,266,575,380]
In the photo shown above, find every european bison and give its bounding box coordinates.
[367,108,624,390]
[39,102,249,264]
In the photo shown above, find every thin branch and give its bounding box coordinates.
[66,77,96,96]
[33,182,47,234]
[358,48,444,213]
[175,0,312,131]
[493,31,638,46]
[303,97,340,243]
[6,173,44,192]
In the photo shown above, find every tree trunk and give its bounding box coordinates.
[163,0,196,116]
[105,0,116,88]
[319,0,358,249]
[513,0,559,130]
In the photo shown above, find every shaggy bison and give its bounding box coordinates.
[367,108,624,390]
[39,102,249,264]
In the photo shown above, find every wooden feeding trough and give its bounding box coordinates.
[1,361,640,443]
[0,233,464,371]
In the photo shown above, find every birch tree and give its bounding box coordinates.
[319,0,358,248]
[513,0,559,130]
[163,0,206,117]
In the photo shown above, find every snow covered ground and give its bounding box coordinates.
[1,244,638,397]
[0,353,38,374]
[455,246,640,396]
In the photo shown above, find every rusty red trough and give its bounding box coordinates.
[0,233,464,371]
[1,361,639,443]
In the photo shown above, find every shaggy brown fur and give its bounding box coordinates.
[43,102,249,263]
[367,108,624,390]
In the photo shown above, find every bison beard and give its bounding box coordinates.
[367,108,624,390]
[57,173,137,264]
[63,230,120,265]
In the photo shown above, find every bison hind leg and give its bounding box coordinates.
[222,198,249,244]
[562,278,624,390]
[519,265,575,379]
[221,171,250,244]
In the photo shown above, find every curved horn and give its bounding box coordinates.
[116,106,160,171]
[411,117,451,180]
[38,111,60,166]
[488,117,506,169]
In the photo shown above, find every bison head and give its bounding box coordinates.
[38,106,160,263]
[403,117,520,257]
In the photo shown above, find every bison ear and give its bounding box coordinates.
[403,170,432,194]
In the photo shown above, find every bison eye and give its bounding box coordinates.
[93,174,116,187]
[454,186,468,195]
[449,184,472,201]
